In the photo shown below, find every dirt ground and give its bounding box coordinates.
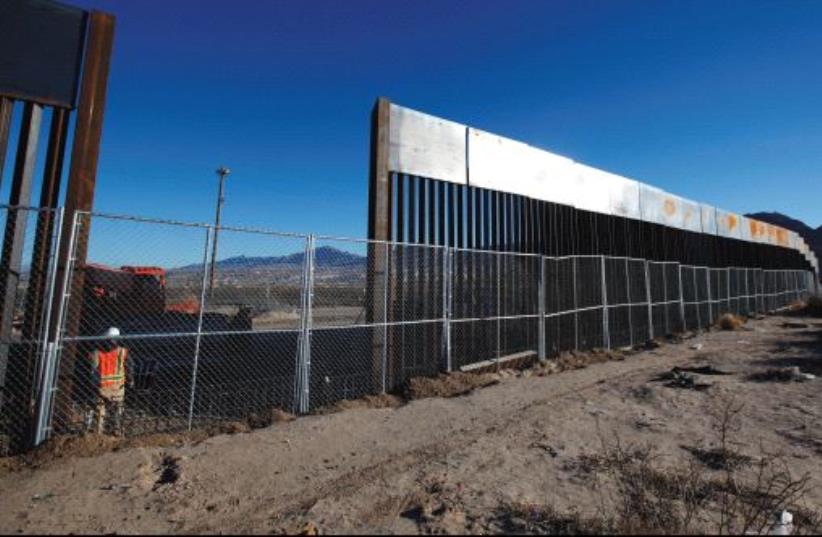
[2,313,822,534]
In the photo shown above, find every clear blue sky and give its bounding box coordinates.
[23,0,822,242]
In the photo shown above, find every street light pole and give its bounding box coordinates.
[209,165,230,297]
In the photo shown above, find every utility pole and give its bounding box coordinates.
[209,166,230,297]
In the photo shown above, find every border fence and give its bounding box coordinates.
[0,206,817,453]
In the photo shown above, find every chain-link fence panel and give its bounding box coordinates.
[193,228,306,421]
[0,206,64,454]
[604,257,631,348]
[499,252,540,360]
[50,212,211,437]
[575,256,605,350]
[544,257,577,355]
[627,259,650,345]
[681,265,698,331]
[694,267,711,328]
[648,261,667,339]
[450,248,497,370]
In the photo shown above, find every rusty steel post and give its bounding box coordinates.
[366,97,392,391]
[0,97,13,190]
[50,11,115,429]
[23,108,70,343]
[0,101,43,453]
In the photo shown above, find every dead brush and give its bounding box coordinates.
[717,313,745,331]
[528,400,822,535]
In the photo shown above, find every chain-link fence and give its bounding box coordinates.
[0,207,818,452]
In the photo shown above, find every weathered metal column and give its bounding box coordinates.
[366,97,392,391]
[0,102,43,348]
[0,102,43,452]
[0,98,13,186]
[23,108,71,344]
[50,12,115,425]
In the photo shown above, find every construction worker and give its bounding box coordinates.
[89,327,129,435]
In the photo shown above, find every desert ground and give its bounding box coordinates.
[1,312,821,534]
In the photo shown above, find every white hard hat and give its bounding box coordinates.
[104,327,121,338]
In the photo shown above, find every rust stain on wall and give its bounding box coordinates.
[776,228,788,247]
[663,198,677,217]
[727,214,738,231]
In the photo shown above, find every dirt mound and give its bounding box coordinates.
[246,408,295,429]
[556,349,622,370]
[403,372,499,399]
[1,419,257,472]
[317,393,404,414]
[717,313,745,330]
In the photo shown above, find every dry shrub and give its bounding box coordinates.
[496,502,614,535]
[524,398,821,535]
[717,313,745,331]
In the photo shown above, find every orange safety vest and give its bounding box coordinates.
[91,347,128,389]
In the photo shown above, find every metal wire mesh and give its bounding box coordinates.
[0,207,815,450]
[0,206,63,454]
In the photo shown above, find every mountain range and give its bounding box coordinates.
[745,212,822,262]
[170,213,820,274]
[171,245,366,272]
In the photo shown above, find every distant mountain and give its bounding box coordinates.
[172,246,366,272]
[745,211,822,262]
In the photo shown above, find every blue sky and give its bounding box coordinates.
[8,0,822,250]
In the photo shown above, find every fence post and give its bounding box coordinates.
[662,262,669,335]
[706,267,713,325]
[294,235,315,414]
[693,267,701,329]
[621,258,630,346]
[38,211,82,442]
[32,207,65,446]
[644,260,653,342]
[496,253,501,369]
[382,242,390,390]
[443,247,452,373]
[676,264,684,332]
[601,256,610,350]
[538,256,546,358]
[573,256,579,350]
[187,225,213,431]
[726,268,731,315]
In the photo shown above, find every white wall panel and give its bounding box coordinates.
[680,197,701,233]
[739,216,753,242]
[572,164,611,214]
[640,184,685,228]
[388,101,808,251]
[467,128,577,206]
[388,104,467,184]
[700,205,717,235]
[716,209,742,239]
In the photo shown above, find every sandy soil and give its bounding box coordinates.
[1,314,821,534]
